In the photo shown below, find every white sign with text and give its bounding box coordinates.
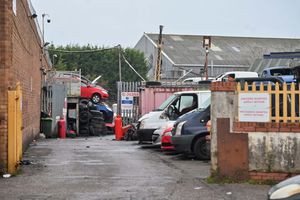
[239,93,270,122]
[121,95,133,110]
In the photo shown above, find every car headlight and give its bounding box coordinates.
[163,131,172,137]
[139,119,146,129]
[270,184,300,199]
[175,121,186,136]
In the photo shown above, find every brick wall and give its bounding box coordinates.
[0,0,13,172]
[234,122,300,133]
[0,0,50,172]
[211,81,300,182]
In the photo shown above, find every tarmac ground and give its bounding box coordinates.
[0,135,270,200]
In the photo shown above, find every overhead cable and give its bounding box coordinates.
[48,46,118,53]
[122,54,146,81]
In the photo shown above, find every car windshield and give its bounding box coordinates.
[215,73,224,79]
[198,96,211,110]
[157,94,178,111]
[270,68,293,76]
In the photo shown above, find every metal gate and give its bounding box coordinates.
[117,81,140,124]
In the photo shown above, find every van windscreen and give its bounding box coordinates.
[157,94,177,111]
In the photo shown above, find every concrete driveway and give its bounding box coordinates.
[0,135,270,199]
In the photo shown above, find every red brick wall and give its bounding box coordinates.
[234,122,300,133]
[210,81,236,92]
[0,0,50,172]
[0,0,12,172]
[250,171,297,182]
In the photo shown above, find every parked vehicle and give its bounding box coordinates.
[161,127,174,150]
[214,71,258,82]
[261,66,295,83]
[235,77,284,90]
[171,97,211,160]
[136,90,211,143]
[152,106,203,146]
[183,77,204,83]
[94,102,113,123]
[80,78,109,103]
[160,108,204,150]
[152,121,175,146]
[53,72,109,103]
[268,174,300,200]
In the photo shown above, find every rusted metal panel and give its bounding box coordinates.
[217,118,249,180]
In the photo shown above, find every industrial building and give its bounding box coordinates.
[135,33,300,80]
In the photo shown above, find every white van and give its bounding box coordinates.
[183,77,204,83]
[137,90,210,143]
[214,71,258,82]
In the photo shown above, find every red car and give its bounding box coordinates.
[54,73,109,104]
[161,127,175,150]
[80,76,109,104]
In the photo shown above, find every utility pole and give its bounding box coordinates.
[117,45,122,115]
[202,36,211,80]
[155,25,163,81]
[118,44,122,82]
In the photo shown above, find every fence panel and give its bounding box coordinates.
[237,82,300,123]
[117,81,141,124]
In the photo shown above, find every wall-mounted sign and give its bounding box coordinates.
[121,92,139,97]
[121,95,133,110]
[239,93,270,122]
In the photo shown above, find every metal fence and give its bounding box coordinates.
[117,81,141,124]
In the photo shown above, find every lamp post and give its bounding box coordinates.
[42,13,51,54]
[203,36,211,80]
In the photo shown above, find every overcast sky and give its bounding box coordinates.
[30,0,300,48]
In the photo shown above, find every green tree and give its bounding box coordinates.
[48,45,147,103]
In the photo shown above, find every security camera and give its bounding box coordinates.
[47,19,51,23]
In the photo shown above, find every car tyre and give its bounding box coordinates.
[91,93,101,104]
[193,137,210,160]
[79,111,89,124]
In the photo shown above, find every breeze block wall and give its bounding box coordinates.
[0,0,50,173]
[211,81,300,182]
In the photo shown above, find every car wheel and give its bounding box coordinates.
[193,137,210,160]
[91,93,101,104]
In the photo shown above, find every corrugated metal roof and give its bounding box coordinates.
[145,33,300,69]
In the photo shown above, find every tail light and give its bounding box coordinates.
[162,127,173,136]
[206,120,211,132]
[205,120,211,141]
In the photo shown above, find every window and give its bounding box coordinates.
[270,69,293,76]
[172,94,198,115]
[81,81,87,87]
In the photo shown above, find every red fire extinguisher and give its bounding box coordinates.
[114,115,123,141]
[58,117,66,139]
